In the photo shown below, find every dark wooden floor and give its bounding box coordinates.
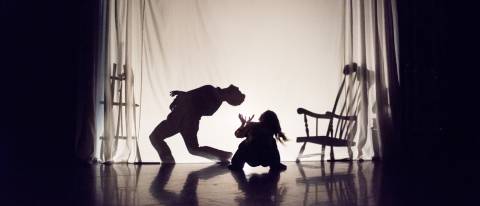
[7,161,385,206]
[85,162,381,206]
[6,160,466,206]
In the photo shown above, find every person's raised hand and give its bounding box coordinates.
[238,114,246,125]
[239,114,254,125]
[246,114,254,123]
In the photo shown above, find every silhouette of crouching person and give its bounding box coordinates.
[150,85,245,163]
[228,110,288,171]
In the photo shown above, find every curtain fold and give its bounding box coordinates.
[94,0,144,163]
[74,0,109,163]
[343,0,399,160]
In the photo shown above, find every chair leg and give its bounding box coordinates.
[100,139,104,161]
[347,146,353,160]
[330,145,335,161]
[296,142,308,163]
[321,144,326,161]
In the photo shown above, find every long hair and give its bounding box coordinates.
[259,110,288,144]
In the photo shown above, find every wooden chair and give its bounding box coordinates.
[296,63,361,162]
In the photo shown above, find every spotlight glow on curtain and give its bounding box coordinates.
[90,0,398,163]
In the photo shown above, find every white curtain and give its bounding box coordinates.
[95,0,144,163]
[89,0,399,163]
[341,0,399,160]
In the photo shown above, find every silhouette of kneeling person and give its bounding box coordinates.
[150,84,245,163]
[228,110,287,171]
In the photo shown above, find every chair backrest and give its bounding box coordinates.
[328,63,361,141]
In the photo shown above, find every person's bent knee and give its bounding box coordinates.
[187,147,200,155]
[187,148,198,155]
[149,133,157,144]
[149,133,166,147]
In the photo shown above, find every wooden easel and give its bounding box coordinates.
[100,63,141,163]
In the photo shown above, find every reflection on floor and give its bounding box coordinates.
[92,162,381,206]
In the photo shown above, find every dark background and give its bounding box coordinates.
[2,0,97,167]
[1,0,474,205]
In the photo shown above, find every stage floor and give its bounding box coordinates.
[85,161,382,206]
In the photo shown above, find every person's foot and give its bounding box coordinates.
[217,161,230,166]
[270,163,287,171]
[160,157,176,164]
[160,154,175,164]
[218,152,233,162]
[228,164,243,171]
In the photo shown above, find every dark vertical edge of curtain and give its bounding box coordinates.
[378,0,404,168]
[74,0,108,164]
[383,0,401,163]
[372,0,392,164]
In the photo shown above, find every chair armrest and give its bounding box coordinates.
[297,108,330,119]
[326,111,357,121]
[297,108,357,121]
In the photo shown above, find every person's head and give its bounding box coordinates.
[221,84,245,106]
[259,110,288,143]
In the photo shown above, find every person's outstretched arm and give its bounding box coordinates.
[170,90,186,97]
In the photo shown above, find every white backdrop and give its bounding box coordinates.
[97,0,384,163]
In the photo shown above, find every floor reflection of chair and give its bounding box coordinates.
[296,162,357,206]
[99,164,142,206]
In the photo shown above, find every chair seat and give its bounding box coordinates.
[296,136,355,147]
